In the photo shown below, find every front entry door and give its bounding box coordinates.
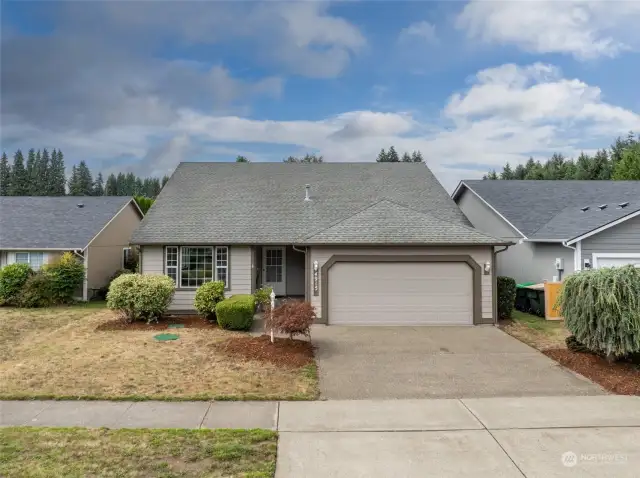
[263,246,286,296]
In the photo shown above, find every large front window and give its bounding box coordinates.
[15,252,45,270]
[165,246,228,288]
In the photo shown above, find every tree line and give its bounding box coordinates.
[235,148,425,163]
[483,132,640,181]
[0,149,170,197]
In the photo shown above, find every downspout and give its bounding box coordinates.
[292,245,308,301]
[561,241,577,280]
[493,245,510,325]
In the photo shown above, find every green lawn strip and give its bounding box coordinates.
[511,310,564,333]
[0,427,277,478]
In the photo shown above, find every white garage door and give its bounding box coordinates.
[594,255,640,268]
[328,262,473,325]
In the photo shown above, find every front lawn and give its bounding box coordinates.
[0,306,317,400]
[0,427,277,478]
[500,310,569,350]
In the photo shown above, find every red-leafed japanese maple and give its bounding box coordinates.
[265,300,316,340]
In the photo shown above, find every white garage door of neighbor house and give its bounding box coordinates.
[328,262,473,326]
[594,255,640,269]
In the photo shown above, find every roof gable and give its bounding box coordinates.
[302,199,505,245]
[132,162,484,245]
[0,196,136,249]
[455,180,640,241]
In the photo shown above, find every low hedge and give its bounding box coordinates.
[42,252,85,304]
[18,273,56,308]
[107,274,175,323]
[558,265,640,359]
[216,294,255,331]
[194,281,225,320]
[497,276,517,320]
[0,263,33,306]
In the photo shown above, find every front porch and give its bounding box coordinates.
[254,245,306,299]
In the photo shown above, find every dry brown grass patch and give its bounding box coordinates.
[0,306,317,400]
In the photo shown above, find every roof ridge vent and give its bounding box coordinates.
[580,206,589,212]
[618,202,629,209]
[77,202,84,208]
[598,204,607,210]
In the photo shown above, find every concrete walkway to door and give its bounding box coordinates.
[312,325,605,399]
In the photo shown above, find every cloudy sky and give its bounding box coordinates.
[2,0,640,190]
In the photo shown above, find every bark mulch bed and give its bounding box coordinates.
[544,348,640,395]
[96,315,217,331]
[218,335,315,368]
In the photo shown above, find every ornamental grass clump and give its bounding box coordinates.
[558,265,640,360]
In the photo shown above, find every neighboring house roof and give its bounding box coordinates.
[452,180,640,242]
[0,196,139,250]
[132,162,508,246]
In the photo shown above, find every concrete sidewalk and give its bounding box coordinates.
[3,396,640,477]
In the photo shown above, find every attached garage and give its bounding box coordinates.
[317,254,484,326]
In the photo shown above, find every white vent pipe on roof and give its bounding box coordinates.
[304,184,311,201]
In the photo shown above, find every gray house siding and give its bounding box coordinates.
[285,246,305,296]
[456,188,574,283]
[140,245,253,311]
[581,214,640,266]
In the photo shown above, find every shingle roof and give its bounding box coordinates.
[303,199,503,244]
[132,162,506,245]
[0,196,136,249]
[455,180,640,241]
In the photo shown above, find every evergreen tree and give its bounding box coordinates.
[9,149,28,195]
[610,132,637,165]
[68,165,81,196]
[105,173,118,195]
[590,149,612,179]
[0,152,10,196]
[125,172,136,195]
[401,152,412,162]
[524,160,545,179]
[283,154,323,163]
[612,143,640,180]
[513,164,527,180]
[161,175,170,188]
[134,177,143,195]
[543,153,566,179]
[26,149,37,195]
[574,152,592,180]
[484,170,499,180]
[376,148,388,162]
[48,149,66,195]
[387,146,399,162]
[93,172,105,196]
[236,155,249,162]
[562,159,577,179]
[410,151,424,162]
[500,162,514,180]
[39,149,51,194]
[76,161,94,195]
[116,173,127,195]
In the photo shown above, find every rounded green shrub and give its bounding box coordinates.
[18,273,56,308]
[107,273,175,323]
[194,280,225,320]
[0,263,34,306]
[497,276,517,320]
[42,252,85,304]
[558,266,640,359]
[254,286,273,310]
[216,294,256,331]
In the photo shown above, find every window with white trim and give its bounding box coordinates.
[15,252,45,270]
[122,247,132,268]
[164,246,228,288]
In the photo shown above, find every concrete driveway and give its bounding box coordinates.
[312,325,604,399]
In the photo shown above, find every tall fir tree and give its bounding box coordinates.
[48,149,67,195]
[161,175,170,188]
[0,152,10,195]
[235,155,249,162]
[25,149,37,195]
[116,173,127,195]
[105,173,118,195]
[513,164,527,180]
[9,149,28,195]
[68,165,81,196]
[93,172,105,196]
[410,151,424,162]
[376,148,388,162]
[612,143,640,180]
[76,161,94,195]
[387,146,399,162]
[500,163,514,179]
[39,149,51,194]
[401,152,412,162]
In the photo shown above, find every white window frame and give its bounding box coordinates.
[592,253,640,269]
[164,246,229,289]
[14,251,46,271]
[122,247,132,269]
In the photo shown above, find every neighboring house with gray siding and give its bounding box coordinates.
[131,162,510,325]
[0,196,143,300]
[452,180,640,283]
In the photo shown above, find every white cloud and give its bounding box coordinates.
[398,21,438,44]
[6,63,639,192]
[457,0,640,59]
